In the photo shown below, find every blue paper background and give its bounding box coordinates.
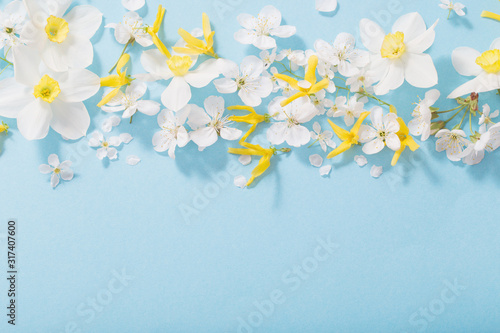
[1,0,500,332]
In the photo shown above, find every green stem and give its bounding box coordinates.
[444,106,465,125]
[447,8,452,20]
[276,61,303,80]
[457,109,468,128]
[308,139,319,148]
[129,116,133,124]
[0,56,12,65]
[0,64,12,76]
[435,105,463,114]
[469,111,473,134]
[108,39,132,74]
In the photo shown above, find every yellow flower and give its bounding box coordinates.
[0,121,8,134]
[172,13,218,58]
[327,111,370,159]
[45,16,69,43]
[274,55,329,107]
[229,142,276,187]
[391,117,420,166]
[167,55,193,76]
[33,75,61,103]
[98,54,132,107]
[227,107,288,187]
[147,5,171,59]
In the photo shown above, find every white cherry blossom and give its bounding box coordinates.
[153,106,190,159]
[359,107,401,154]
[234,5,296,50]
[409,89,440,141]
[39,154,73,188]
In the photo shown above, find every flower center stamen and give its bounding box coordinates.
[33,75,61,103]
[381,32,406,59]
[167,55,193,76]
[45,16,69,43]
[476,49,500,74]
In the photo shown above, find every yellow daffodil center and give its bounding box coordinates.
[167,55,193,76]
[45,16,69,43]
[0,122,8,133]
[381,32,406,59]
[33,75,61,103]
[476,49,500,74]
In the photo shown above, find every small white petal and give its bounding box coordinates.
[50,174,60,188]
[39,164,53,174]
[120,133,133,144]
[354,155,368,167]
[126,155,141,166]
[122,0,145,11]
[319,165,332,176]
[234,175,247,188]
[239,155,252,166]
[370,165,383,178]
[309,154,323,168]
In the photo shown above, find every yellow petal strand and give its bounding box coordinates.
[304,55,319,85]
[396,117,409,136]
[247,154,272,186]
[202,13,212,42]
[97,87,121,108]
[116,53,130,76]
[327,119,350,141]
[327,141,352,159]
[309,78,329,94]
[178,28,205,49]
[391,147,405,166]
[405,137,420,151]
[239,125,259,146]
[481,10,500,21]
[389,104,398,114]
[206,31,215,49]
[150,32,171,59]
[153,5,165,33]
[351,111,370,135]
[227,105,256,113]
[273,73,300,90]
[279,92,307,107]
[100,75,122,87]
[228,147,264,156]
[171,46,201,55]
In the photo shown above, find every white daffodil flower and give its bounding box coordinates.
[448,38,500,98]
[139,49,219,112]
[0,45,100,140]
[409,89,440,141]
[0,0,26,59]
[234,5,296,50]
[359,106,401,154]
[122,0,145,11]
[214,56,273,107]
[39,153,73,188]
[267,96,317,147]
[315,33,369,77]
[439,0,465,17]
[310,121,336,152]
[435,129,470,161]
[360,12,439,95]
[479,104,499,134]
[316,0,337,12]
[101,81,160,118]
[21,0,102,72]
[105,11,152,47]
[188,96,242,149]
[153,106,191,159]
[88,131,129,160]
[333,95,366,126]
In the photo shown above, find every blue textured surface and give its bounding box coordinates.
[1,0,500,332]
